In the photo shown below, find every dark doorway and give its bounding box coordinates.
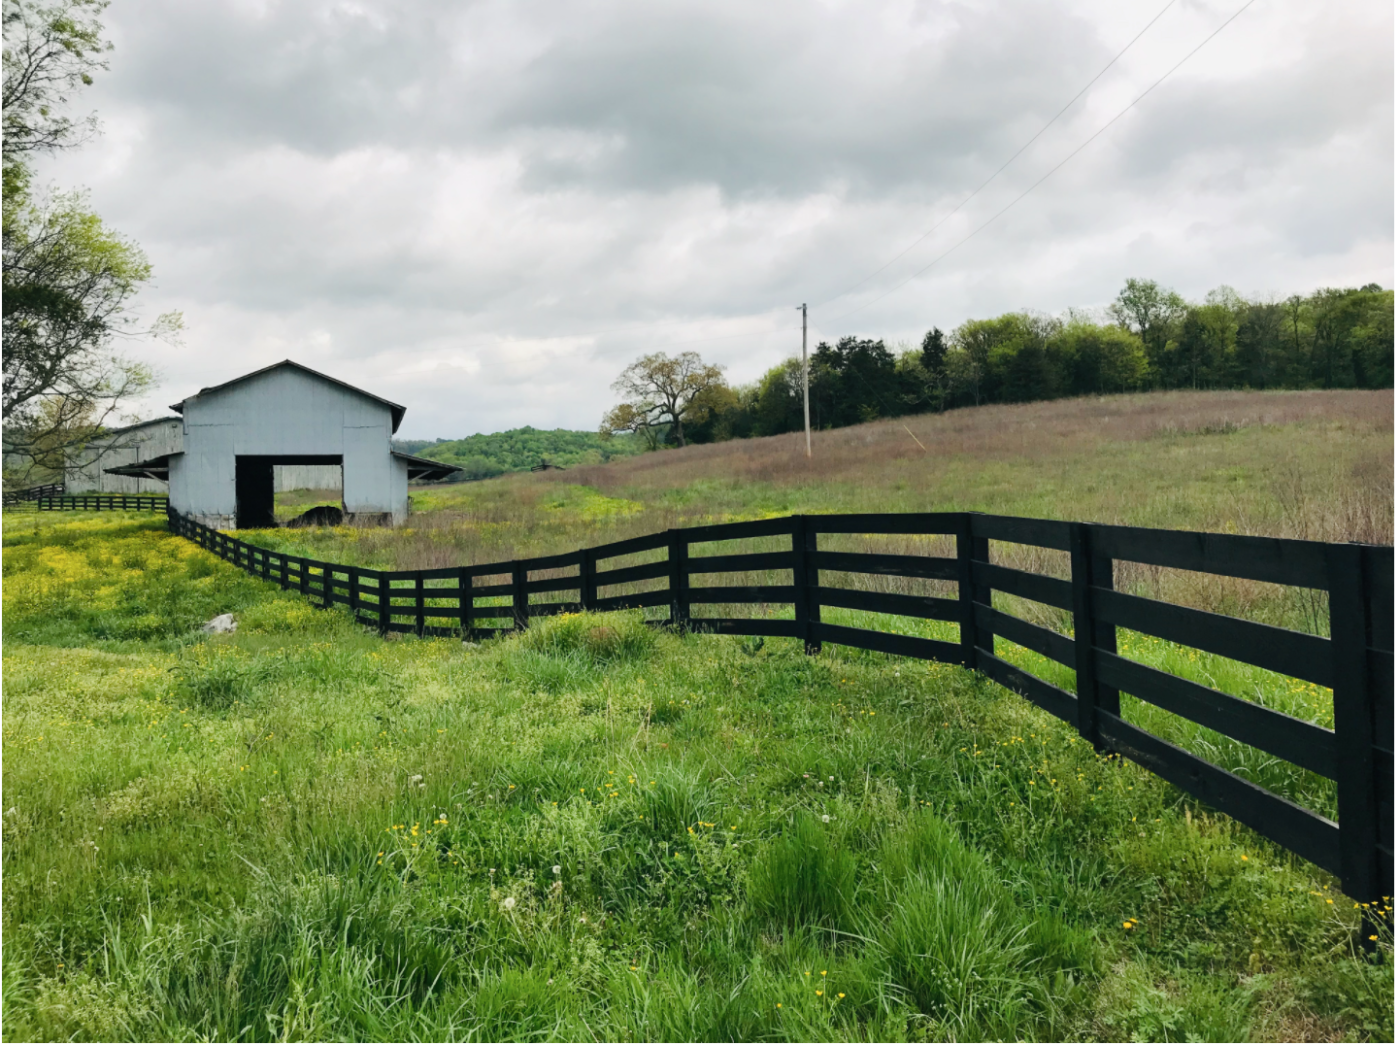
[234,454,343,529]
[234,458,276,529]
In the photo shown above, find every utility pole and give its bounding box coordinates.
[798,303,811,458]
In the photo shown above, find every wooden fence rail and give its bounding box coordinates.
[165,507,1393,904]
[32,495,169,512]
[1,483,65,507]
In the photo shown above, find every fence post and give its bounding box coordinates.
[459,567,473,639]
[278,553,290,590]
[378,573,391,635]
[348,566,360,622]
[512,562,528,631]
[669,530,690,632]
[792,516,821,654]
[322,564,333,609]
[1070,523,1119,751]
[414,570,426,637]
[580,548,596,612]
[955,513,992,670]
[1328,542,1380,905]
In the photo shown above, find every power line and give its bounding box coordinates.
[817,0,1258,329]
[811,0,1179,311]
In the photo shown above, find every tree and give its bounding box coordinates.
[941,346,983,407]
[2,0,176,484]
[1110,278,1186,383]
[1054,321,1146,395]
[599,400,664,450]
[600,351,727,448]
[2,0,109,164]
[810,337,900,427]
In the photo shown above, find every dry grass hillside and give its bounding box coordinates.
[559,389,1393,544]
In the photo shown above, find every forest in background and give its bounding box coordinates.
[401,427,647,481]
[678,279,1395,445]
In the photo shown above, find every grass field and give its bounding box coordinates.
[2,389,1393,1041]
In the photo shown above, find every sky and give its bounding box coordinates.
[33,0,1396,439]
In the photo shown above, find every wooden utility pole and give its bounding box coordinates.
[798,303,811,457]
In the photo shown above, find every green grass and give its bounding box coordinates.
[2,510,1392,1041]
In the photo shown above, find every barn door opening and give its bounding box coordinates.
[234,457,276,529]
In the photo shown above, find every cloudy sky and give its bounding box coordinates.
[35,0,1395,439]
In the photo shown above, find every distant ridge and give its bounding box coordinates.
[398,426,646,481]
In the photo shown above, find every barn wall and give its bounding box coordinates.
[273,465,342,492]
[391,455,409,525]
[170,367,404,526]
[67,420,182,494]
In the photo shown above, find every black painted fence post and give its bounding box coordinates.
[955,513,992,670]
[512,562,529,631]
[1328,542,1380,905]
[1070,523,1120,751]
[459,567,473,639]
[414,570,426,637]
[322,564,333,610]
[378,573,391,635]
[669,530,690,633]
[792,516,821,654]
[348,566,360,622]
[580,548,596,612]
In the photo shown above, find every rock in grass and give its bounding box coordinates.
[202,613,238,634]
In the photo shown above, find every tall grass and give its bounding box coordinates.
[3,389,1393,1041]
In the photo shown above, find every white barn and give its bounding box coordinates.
[108,361,457,528]
[68,417,183,494]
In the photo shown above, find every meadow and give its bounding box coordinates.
[2,388,1393,1041]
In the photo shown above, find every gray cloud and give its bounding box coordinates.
[33,0,1394,438]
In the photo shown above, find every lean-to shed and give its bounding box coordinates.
[107,360,458,528]
[68,417,183,494]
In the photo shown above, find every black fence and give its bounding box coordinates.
[1,483,64,507]
[32,494,169,512]
[166,507,1393,904]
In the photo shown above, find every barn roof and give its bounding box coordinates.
[392,451,461,483]
[169,360,408,433]
[107,451,461,484]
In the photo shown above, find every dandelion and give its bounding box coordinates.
[501,897,517,911]
[838,993,845,999]
[553,865,562,875]
[822,815,830,823]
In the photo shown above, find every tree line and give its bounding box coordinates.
[602,279,1394,447]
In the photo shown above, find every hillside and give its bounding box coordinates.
[414,426,647,480]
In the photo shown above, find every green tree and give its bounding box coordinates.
[811,337,900,426]
[2,0,109,162]
[1110,278,1186,384]
[2,0,176,484]
[1053,320,1146,394]
[601,351,728,448]
[1236,300,1286,388]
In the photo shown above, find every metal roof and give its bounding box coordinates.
[392,451,462,482]
[106,450,461,484]
[169,360,408,433]
[104,452,181,481]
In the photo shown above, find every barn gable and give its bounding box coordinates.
[118,360,456,529]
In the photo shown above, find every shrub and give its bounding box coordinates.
[519,611,656,665]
